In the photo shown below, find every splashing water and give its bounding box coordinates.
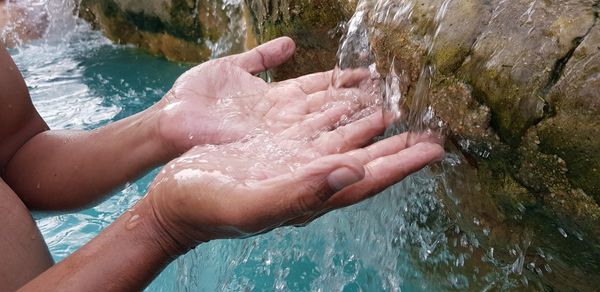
[328,0,600,290]
[4,0,597,290]
[334,0,454,142]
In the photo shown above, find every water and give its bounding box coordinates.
[4,0,596,290]
[333,0,600,290]
[3,1,454,290]
[0,0,493,291]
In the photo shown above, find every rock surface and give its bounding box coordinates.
[78,0,354,73]
[79,0,255,61]
[78,0,600,288]
[362,0,600,288]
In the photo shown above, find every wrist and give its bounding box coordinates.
[134,196,196,259]
[142,100,181,162]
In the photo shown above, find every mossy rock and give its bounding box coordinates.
[79,0,259,62]
[246,0,356,79]
[79,0,354,70]
[364,0,600,287]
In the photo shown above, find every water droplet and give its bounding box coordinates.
[126,214,141,230]
[558,227,568,238]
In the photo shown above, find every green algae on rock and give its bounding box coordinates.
[361,0,600,288]
[79,0,256,62]
[78,0,354,69]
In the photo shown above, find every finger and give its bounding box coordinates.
[276,68,372,97]
[313,110,386,154]
[404,130,445,147]
[248,154,365,221]
[345,134,411,164]
[284,138,444,226]
[285,70,333,94]
[325,142,445,209]
[226,37,296,74]
[283,102,360,137]
[344,131,445,163]
[306,88,373,112]
[332,68,371,88]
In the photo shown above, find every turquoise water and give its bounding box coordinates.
[10,23,454,291]
[8,2,538,288]
[5,0,599,289]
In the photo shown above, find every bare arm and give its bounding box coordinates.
[0,46,48,170]
[0,44,178,210]
[4,105,176,210]
[18,198,175,291]
[2,37,367,211]
[0,179,53,291]
[20,133,444,291]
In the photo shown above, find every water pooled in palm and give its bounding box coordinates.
[5,0,599,290]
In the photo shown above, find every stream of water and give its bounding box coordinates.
[2,0,593,290]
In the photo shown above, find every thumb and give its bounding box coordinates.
[259,154,365,219]
[226,37,296,74]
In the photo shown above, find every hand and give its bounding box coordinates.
[143,105,445,253]
[156,37,372,154]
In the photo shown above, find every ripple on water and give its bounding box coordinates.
[11,36,121,129]
[5,0,516,291]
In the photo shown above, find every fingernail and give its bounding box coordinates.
[327,167,364,192]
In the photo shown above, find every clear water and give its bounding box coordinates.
[5,0,588,290]
[4,3,455,291]
[11,31,446,291]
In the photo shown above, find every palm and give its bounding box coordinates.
[157,37,369,153]
[146,38,444,245]
[163,109,380,182]
[149,103,444,243]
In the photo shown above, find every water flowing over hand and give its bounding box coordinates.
[145,104,445,252]
[157,37,373,153]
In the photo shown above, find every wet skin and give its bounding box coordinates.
[0,38,444,291]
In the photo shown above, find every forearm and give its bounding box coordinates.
[19,198,183,292]
[4,104,177,210]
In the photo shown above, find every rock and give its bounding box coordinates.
[363,0,600,288]
[78,0,355,71]
[246,0,356,78]
[79,0,255,62]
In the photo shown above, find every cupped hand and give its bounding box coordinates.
[156,37,372,154]
[144,102,445,253]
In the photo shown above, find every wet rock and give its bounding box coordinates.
[79,0,254,62]
[364,0,600,288]
[78,0,353,70]
[247,0,355,78]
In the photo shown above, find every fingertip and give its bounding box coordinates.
[276,36,296,53]
[405,131,445,146]
[412,142,446,162]
[266,36,296,62]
